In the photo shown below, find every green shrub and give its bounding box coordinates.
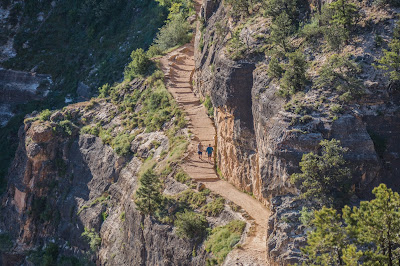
[58,120,76,136]
[268,55,284,79]
[203,95,214,117]
[278,51,308,97]
[124,48,151,81]
[205,220,246,263]
[39,109,52,121]
[301,18,322,44]
[291,139,352,208]
[330,104,343,113]
[82,227,101,252]
[175,210,208,239]
[227,29,245,60]
[98,83,111,98]
[314,54,361,94]
[111,133,133,156]
[201,197,225,216]
[177,189,207,209]
[175,170,189,183]
[155,15,191,51]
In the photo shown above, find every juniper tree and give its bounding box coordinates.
[135,169,163,215]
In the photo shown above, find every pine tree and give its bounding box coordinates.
[328,0,358,39]
[135,169,163,215]
[302,207,349,265]
[376,22,400,84]
[270,12,295,52]
[343,184,400,265]
[291,139,352,207]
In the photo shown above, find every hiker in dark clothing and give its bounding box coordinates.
[206,144,214,163]
[198,142,203,159]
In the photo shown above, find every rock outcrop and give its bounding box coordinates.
[0,79,247,265]
[194,0,400,264]
[0,69,51,127]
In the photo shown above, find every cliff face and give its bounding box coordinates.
[0,69,51,127]
[194,0,400,264]
[0,79,246,265]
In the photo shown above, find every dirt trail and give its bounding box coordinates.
[159,2,270,265]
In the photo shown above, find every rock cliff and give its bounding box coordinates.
[194,0,400,264]
[0,78,247,265]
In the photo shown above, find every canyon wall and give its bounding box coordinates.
[194,0,400,264]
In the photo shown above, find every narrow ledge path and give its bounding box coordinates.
[159,2,270,265]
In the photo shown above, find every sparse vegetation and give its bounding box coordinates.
[205,220,246,264]
[175,210,208,239]
[201,197,225,216]
[82,227,101,252]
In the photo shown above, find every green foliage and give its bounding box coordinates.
[111,133,133,156]
[82,227,101,252]
[278,51,308,97]
[58,120,76,136]
[135,169,163,215]
[268,55,284,79]
[124,48,151,81]
[270,12,295,52]
[155,15,191,51]
[98,83,111,98]
[291,139,352,208]
[203,95,214,117]
[375,22,400,84]
[175,210,208,239]
[201,197,225,216]
[42,243,59,266]
[301,207,350,265]
[314,54,361,95]
[328,0,358,33]
[227,28,246,60]
[225,0,251,17]
[264,0,298,21]
[0,233,12,251]
[301,18,323,44]
[344,184,400,265]
[175,170,190,183]
[299,207,314,227]
[39,109,52,121]
[177,189,207,209]
[205,220,246,264]
[302,184,400,265]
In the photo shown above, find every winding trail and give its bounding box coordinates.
[159,2,270,265]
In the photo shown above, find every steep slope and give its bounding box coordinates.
[160,35,270,266]
[193,0,400,264]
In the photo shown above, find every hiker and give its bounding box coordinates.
[197,142,203,159]
[206,144,214,163]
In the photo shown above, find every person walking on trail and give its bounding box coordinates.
[206,144,214,163]
[197,142,203,159]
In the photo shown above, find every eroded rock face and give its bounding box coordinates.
[194,0,400,264]
[0,69,52,127]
